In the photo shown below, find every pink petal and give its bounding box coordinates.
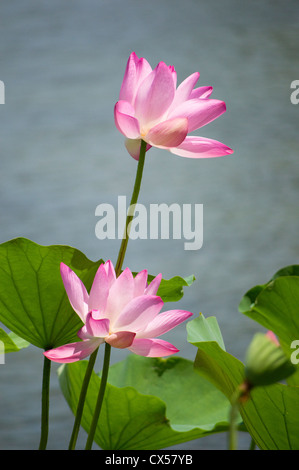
[43,339,102,364]
[168,98,226,132]
[146,117,188,148]
[78,313,110,340]
[119,52,138,104]
[102,260,116,288]
[145,273,162,295]
[105,331,136,349]
[60,263,89,322]
[125,138,142,160]
[88,263,109,312]
[133,269,148,297]
[168,72,200,112]
[136,309,193,339]
[128,338,179,357]
[119,52,152,105]
[113,295,163,331]
[124,138,152,160]
[134,61,176,128]
[134,56,153,96]
[169,64,177,88]
[170,136,234,159]
[190,86,213,99]
[114,101,140,139]
[105,267,135,324]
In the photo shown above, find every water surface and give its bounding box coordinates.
[0,0,298,450]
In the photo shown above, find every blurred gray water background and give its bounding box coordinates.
[0,0,298,450]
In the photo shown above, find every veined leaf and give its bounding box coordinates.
[58,353,232,450]
[0,328,30,353]
[239,265,299,385]
[0,238,103,350]
[187,315,299,450]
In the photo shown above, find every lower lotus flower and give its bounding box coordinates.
[44,261,193,362]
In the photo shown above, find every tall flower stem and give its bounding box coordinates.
[84,139,147,449]
[115,139,147,276]
[39,355,51,450]
[68,347,99,449]
[85,343,111,449]
[68,140,147,450]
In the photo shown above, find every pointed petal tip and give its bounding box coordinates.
[43,340,100,364]
[114,101,140,139]
[138,309,193,339]
[103,259,116,278]
[129,338,180,357]
[170,136,234,159]
[43,348,81,364]
[60,261,70,275]
[145,272,162,295]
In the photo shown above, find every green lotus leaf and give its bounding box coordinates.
[187,315,299,449]
[0,237,103,349]
[58,353,232,450]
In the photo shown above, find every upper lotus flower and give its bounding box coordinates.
[44,261,193,363]
[114,52,233,160]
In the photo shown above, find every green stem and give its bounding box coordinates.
[249,437,256,450]
[85,343,111,450]
[84,141,147,449]
[115,139,147,276]
[39,355,51,450]
[228,387,241,450]
[67,140,147,450]
[68,347,99,449]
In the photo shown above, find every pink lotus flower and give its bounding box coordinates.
[114,52,233,160]
[44,261,193,363]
